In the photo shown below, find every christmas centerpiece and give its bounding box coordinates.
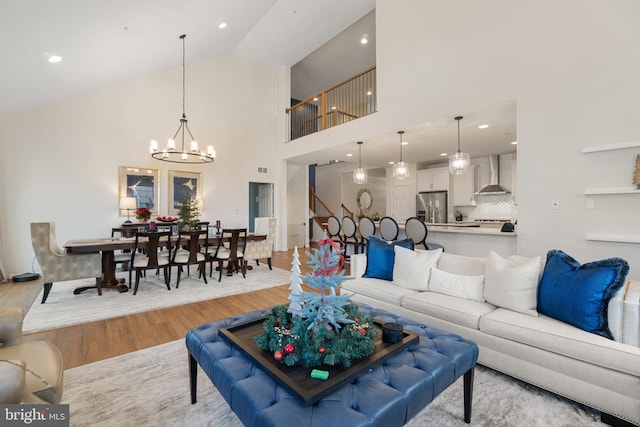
[255,237,377,368]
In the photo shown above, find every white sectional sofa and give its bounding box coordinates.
[342,244,640,426]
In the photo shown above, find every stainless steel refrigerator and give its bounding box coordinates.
[417,191,448,223]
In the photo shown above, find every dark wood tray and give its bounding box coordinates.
[219,317,419,406]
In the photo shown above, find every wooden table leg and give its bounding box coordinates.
[73,250,128,294]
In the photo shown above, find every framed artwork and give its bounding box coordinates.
[119,166,160,215]
[168,170,202,214]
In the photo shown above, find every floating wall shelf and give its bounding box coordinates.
[585,233,640,244]
[582,141,640,154]
[583,187,640,195]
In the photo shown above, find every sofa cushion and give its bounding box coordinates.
[437,252,486,276]
[428,267,485,302]
[537,249,629,339]
[402,291,496,330]
[392,246,442,291]
[479,308,640,377]
[341,277,419,306]
[362,237,414,281]
[483,251,542,316]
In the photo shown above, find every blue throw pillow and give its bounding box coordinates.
[537,249,629,339]
[363,236,414,281]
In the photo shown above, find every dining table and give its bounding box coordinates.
[64,231,266,294]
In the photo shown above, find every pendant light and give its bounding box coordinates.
[449,116,470,175]
[393,131,409,180]
[353,141,368,184]
[149,35,216,164]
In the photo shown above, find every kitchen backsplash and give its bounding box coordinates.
[455,193,517,222]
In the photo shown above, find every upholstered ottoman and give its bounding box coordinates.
[186,305,479,426]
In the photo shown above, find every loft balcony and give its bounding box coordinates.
[286,67,376,141]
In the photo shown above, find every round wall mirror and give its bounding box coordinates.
[357,189,372,211]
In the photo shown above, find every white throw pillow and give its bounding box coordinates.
[483,251,542,316]
[393,246,442,291]
[428,267,485,302]
[437,252,487,276]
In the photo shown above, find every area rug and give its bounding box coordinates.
[23,264,290,333]
[63,339,604,427]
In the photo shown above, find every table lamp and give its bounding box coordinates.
[120,197,137,224]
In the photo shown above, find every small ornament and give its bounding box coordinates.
[359,328,367,336]
[276,317,281,325]
[274,351,283,362]
[284,343,295,355]
[354,317,359,322]
[318,346,326,354]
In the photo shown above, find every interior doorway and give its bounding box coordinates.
[248,182,274,232]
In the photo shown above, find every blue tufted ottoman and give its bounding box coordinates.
[186,305,479,426]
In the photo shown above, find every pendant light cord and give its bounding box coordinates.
[455,116,463,153]
[180,34,186,118]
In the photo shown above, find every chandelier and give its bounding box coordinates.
[149,35,215,164]
[353,141,368,184]
[392,131,409,180]
[449,116,470,174]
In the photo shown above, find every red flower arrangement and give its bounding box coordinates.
[134,208,151,221]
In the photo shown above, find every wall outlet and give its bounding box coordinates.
[586,198,595,209]
[551,200,560,210]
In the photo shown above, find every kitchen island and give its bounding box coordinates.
[425,223,517,256]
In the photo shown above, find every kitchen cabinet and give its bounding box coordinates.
[452,165,476,206]
[417,167,449,192]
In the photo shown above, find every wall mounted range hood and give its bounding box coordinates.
[475,155,511,195]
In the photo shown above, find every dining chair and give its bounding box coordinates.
[210,228,247,282]
[357,216,376,253]
[171,229,209,288]
[111,227,135,271]
[341,216,359,258]
[379,216,400,241]
[244,218,276,270]
[30,222,102,303]
[129,231,172,295]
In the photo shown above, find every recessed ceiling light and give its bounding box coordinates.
[366,91,372,96]
[440,152,448,156]
[388,161,395,165]
[313,97,318,101]
[401,141,408,146]
[361,37,368,45]
[478,124,489,129]
[511,141,518,145]
[331,106,336,110]
[346,153,353,157]
[218,22,227,29]
[48,55,62,63]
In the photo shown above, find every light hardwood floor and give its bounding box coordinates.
[2,247,331,369]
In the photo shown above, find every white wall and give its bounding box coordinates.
[283,0,640,279]
[0,54,282,275]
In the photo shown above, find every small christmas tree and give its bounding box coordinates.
[287,246,304,317]
[177,198,200,229]
[256,236,377,368]
[633,154,640,189]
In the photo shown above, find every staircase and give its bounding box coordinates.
[309,186,332,234]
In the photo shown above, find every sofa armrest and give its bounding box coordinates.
[350,253,367,279]
[609,280,640,346]
[0,307,24,346]
[0,360,26,403]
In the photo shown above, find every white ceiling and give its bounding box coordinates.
[0,0,375,116]
[0,0,516,168]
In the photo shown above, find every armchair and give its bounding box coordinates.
[0,307,64,404]
[31,222,102,303]
[243,218,276,270]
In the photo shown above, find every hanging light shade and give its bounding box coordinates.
[393,131,409,180]
[149,35,215,164]
[353,141,368,184]
[449,116,470,175]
